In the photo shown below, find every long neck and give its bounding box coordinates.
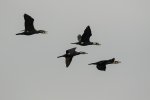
[106,58,115,64]
[88,62,97,65]
[76,51,87,55]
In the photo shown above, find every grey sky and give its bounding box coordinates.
[0,0,150,100]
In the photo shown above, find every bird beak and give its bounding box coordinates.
[97,43,101,45]
[93,42,101,45]
[44,31,48,33]
[84,52,88,54]
[113,61,121,64]
[40,30,47,34]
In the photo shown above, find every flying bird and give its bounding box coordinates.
[88,58,121,71]
[71,26,100,46]
[16,14,46,35]
[57,47,87,67]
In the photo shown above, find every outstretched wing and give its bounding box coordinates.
[24,14,36,32]
[97,64,106,71]
[65,56,73,67]
[66,47,76,55]
[81,26,92,42]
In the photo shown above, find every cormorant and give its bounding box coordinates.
[16,14,46,35]
[71,26,100,46]
[57,47,87,67]
[88,58,121,71]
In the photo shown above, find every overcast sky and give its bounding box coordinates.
[0,0,150,100]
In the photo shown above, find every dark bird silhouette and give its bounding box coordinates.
[57,47,87,67]
[16,14,46,35]
[88,58,121,71]
[71,26,100,46]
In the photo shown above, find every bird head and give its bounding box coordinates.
[37,30,47,34]
[93,42,101,45]
[113,61,121,64]
[79,51,88,54]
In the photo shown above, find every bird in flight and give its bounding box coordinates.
[57,47,87,67]
[16,14,46,35]
[71,26,100,46]
[88,58,121,71]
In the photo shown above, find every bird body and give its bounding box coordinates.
[88,58,121,71]
[16,14,46,35]
[71,26,100,46]
[71,41,99,46]
[57,47,87,67]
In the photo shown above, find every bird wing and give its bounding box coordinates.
[65,56,73,67]
[81,26,92,42]
[24,14,36,32]
[97,64,106,71]
[66,47,76,54]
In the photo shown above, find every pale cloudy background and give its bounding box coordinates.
[0,0,150,100]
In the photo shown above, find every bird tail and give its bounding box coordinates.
[57,55,64,58]
[16,32,24,35]
[57,56,62,58]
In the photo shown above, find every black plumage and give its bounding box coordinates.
[57,47,87,67]
[16,14,46,35]
[71,26,100,46]
[88,58,121,71]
